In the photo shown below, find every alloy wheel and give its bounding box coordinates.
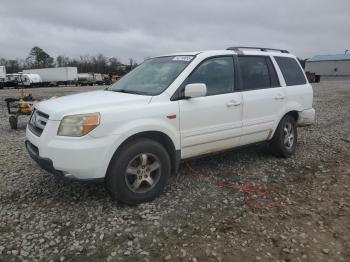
[283,122,294,149]
[125,153,161,193]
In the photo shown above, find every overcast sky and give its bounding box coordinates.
[0,0,349,63]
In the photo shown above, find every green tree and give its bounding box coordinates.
[26,46,54,68]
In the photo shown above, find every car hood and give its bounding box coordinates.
[35,90,152,120]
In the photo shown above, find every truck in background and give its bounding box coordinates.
[4,74,19,88]
[3,66,111,88]
[23,67,78,86]
[93,73,104,85]
[0,66,6,89]
[5,73,42,88]
[77,73,106,86]
[20,73,42,87]
[102,74,110,85]
[77,73,94,86]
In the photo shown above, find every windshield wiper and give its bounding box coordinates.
[108,89,148,95]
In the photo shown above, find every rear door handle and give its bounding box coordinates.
[275,93,285,100]
[226,100,241,107]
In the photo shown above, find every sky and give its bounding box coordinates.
[0,0,349,63]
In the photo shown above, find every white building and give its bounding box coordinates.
[305,54,350,81]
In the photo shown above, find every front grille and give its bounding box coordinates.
[29,109,49,137]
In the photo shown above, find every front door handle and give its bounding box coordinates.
[226,100,241,107]
[275,93,285,100]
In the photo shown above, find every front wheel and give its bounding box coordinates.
[105,139,171,204]
[270,115,297,158]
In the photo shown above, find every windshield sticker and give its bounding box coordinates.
[172,56,193,62]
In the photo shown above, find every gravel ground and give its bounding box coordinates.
[0,82,349,262]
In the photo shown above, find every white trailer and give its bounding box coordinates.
[23,67,78,86]
[0,66,6,88]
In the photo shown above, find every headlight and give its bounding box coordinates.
[57,113,100,137]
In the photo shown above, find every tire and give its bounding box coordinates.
[9,116,18,129]
[270,114,297,158]
[105,138,171,204]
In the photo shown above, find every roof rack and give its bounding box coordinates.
[226,46,289,54]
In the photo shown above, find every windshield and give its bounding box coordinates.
[108,55,194,95]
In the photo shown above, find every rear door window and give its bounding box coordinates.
[274,56,307,86]
[238,56,278,90]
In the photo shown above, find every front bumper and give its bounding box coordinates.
[25,140,63,176]
[25,121,118,180]
[297,108,315,126]
[25,140,104,182]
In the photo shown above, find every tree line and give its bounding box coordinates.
[1,46,307,75]
[0,46,138,75]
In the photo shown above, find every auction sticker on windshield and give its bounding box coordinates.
[172,56,193,62]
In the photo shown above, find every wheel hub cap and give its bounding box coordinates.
[283,122,294,149]
[125,153,161,193]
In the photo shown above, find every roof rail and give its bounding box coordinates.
[226,46,289,54]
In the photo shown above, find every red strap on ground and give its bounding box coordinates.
[185,162,283,209]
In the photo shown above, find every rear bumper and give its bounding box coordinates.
[298,108,315,126]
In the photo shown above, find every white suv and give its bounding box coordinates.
[26,47,315,204]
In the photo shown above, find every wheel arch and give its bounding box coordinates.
[106,131,180,178]
[287,110,299,122]
[269,110,299,140]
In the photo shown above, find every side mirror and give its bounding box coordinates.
[184,83,207,99]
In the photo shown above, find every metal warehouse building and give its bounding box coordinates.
[305,53,350,81]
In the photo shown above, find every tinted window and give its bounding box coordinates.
[238,56,273,90]
[187,56,234,96]
[274,56,307,86]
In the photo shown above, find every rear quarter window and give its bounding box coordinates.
[274,56,307,86]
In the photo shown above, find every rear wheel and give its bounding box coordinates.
[105,138,171,204]
[270,115,297,158]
